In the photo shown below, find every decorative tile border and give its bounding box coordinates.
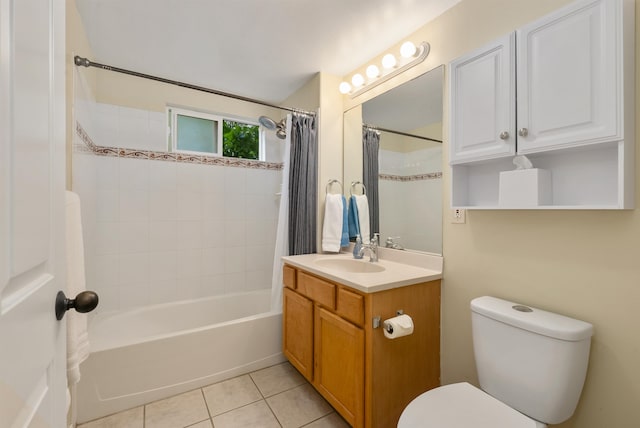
[75,121,284,170]
[379,172,442,182]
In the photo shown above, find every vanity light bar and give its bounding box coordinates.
[339,41,430,98]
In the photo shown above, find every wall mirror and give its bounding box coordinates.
[343,65,443,254]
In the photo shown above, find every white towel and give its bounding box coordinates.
[322,194,344,252]
[354,194,370,244]
[65,191,91,385]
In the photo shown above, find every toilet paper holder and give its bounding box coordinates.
[372,309,404,329]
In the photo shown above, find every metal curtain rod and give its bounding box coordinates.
[363,124,442,143]
[74,56,316,116]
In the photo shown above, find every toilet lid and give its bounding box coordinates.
[398,382,540,428]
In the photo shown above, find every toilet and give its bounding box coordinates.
[398,296,593,428]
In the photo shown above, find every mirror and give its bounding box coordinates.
[343,66,443,254]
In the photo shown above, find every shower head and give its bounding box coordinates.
[258,116,277,130]
[275,119,287,139]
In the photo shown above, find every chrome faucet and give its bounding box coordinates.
[385,236,404,250]
[359,233,379,262]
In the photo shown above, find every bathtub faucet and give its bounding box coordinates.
[359,233,379,262]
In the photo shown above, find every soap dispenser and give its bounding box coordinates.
[353,234,363,259]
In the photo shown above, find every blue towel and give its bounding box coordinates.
[340,195,349,247]
[348,196,360,239]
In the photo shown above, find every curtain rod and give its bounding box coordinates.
[363,124,442,143]
[74,55,316,117]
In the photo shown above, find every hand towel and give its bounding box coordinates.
[348,196,360,239]
[322,193,344,252]
[340,195,349,247]
[65,191,91,385]
[354,194,370,244]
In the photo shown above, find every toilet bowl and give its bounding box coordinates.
[398,382,545,428]
[398,296,592,428]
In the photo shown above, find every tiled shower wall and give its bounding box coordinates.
[72,70,282,314]
[379,147,442,254]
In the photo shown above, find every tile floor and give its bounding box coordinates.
[77,362,350,428]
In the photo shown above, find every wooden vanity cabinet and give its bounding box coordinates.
[282,264,441,428]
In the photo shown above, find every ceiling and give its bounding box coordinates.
[76,0,461,104]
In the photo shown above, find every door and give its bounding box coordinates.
[449,33,516,164]
[516,0,620,153]
[0,0,67,426]
[314,307,364,428]
[282,288,314,381]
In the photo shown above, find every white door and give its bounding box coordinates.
[449,33,516,164]
[0,0,67,427]
[516,0,621,154]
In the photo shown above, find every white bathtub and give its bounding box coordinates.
[76,289,284,423]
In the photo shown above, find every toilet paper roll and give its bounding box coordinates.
[383,314,414,339]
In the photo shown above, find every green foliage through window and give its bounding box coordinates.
[223,120,259,160]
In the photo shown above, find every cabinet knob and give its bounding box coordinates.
[518,128,529,137]
[499,131,509,140]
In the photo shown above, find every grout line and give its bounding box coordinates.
[261,398,283,428]
[248,371,266,399]
[200,387,213,420]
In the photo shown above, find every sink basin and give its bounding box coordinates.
[314,258,385,273]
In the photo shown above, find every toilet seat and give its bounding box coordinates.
[398,382,543,428]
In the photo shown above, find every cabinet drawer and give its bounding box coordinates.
[283,265,296,289]
[297,271,335,309]
[336,286,364,326]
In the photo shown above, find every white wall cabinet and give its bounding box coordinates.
[449,34,515,164]
[450,0,634,209]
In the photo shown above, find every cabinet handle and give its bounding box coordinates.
[499,131,509,140]
[518,128,529,137]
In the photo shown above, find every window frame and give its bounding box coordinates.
[169,107,224,156]
[168,106,266,161]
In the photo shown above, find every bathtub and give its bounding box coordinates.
[76,289,284,423]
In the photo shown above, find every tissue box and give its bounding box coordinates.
[499,168,551,207]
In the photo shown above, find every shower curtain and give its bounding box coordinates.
[363,127,380,240]
[288,112,318,255]
[271,112,317,311]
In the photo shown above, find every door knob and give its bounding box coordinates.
[55,290,99,320]
[499,131,509,140]
[518,128,529,137]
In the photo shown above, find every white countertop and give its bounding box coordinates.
[282,251,443,293]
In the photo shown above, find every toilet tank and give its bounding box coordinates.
[471,296,593,425]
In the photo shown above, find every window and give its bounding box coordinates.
[168,107,263,160]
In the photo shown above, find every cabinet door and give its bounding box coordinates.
[283,288,314,381]
[449,33,516,164]
[516,0,621,153]
[314,307,364,427]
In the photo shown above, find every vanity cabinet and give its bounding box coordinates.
[282,264,441,428]
[450,0,634,209]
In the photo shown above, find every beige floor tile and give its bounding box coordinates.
[211,400,280,428]
[144,389,210,428]
[304,412,351,428]
[186,420,213,428]
[267,383,333,428]
[250,362,306,397]
[77,406,143,428]
[202,374,263,416]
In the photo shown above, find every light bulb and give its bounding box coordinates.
[366,64,380,79]
[382,54,397,69]
[339,81,352,94]
[351,73,365,87]
[400,41,417,58]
